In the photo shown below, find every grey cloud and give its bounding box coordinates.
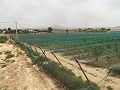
[0,0,120,28]
[107,0,120,9]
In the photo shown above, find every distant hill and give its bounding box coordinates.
[110,26,120,31]
[51,25,76,30]
[116,26,120,28]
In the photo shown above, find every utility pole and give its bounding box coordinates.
[15,21,18,40]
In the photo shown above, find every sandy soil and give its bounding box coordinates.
[32,46,120,90]
[0,43,63,90]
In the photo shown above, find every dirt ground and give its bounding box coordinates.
[0,43,63,90]
[33,46,120,90]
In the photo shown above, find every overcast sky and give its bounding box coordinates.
[0,0,120,28]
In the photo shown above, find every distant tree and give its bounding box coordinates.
[66,29,69,34]
[107,28,111,31]
[78,28,82,32]
[8,27,14,34]
[22,29,30,34]
[47,27,52,33]
[3,28,7,31]
[8,27,11,31]
[100,28,106,31]
[3,28,8,34]
[17,29,21,34]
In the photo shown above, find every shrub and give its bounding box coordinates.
[43,61,86,90]
[11,60,15,63]
[107,86,113,90]
[6,60,10,63]
[112,66,120,75]
[86,81,100,90]
[1,64,7,68]
[0,36,8,43]
[5,51,11,55]
[6,52,14,59]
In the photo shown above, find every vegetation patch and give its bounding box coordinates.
[107,86,113,90]
[11,60,15,63]
[1,64,7,68]
[112,66,120,75]
[43,61,86,89]
[5,51,11,55]
[5,51,14,59]
[0,52,2,55]
[6,60,10,63]
[0,36,8,43]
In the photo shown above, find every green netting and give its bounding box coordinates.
[11,33,120,65]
